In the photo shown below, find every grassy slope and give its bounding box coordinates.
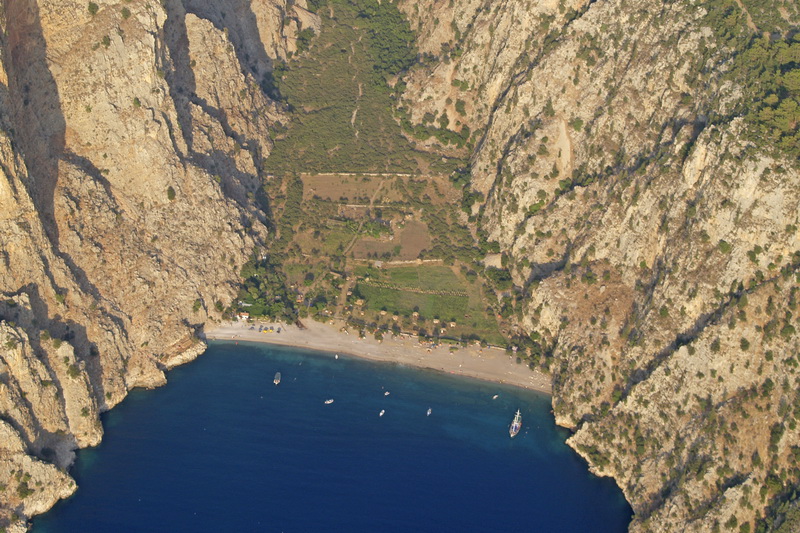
[265,1,427,174]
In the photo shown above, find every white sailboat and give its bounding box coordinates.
[509,410,522,438]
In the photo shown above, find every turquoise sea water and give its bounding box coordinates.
[33,341,631,532]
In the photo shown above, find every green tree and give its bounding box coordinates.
[783,70,800,93]
[296,28,315,54]
[358,0,417,76]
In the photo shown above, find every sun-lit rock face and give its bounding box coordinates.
[1,0,799,531]
[399,1,800,531]
[0,0,300,527]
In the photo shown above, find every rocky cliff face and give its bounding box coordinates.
[1,0,798,531]
[0,0,317,528]
[400,0,800,531]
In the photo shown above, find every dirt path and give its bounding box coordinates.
[350,107,359,137]
[733,0,758,32]
[335,277,353,318]
[555,118,573,178]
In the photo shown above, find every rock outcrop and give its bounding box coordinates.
[399,0,800,531]
[0,0,318,528]
[1,0,799,531]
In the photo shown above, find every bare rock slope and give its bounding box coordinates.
[0,0,316,528]
[399,0,800,531]
[1,0,799,531]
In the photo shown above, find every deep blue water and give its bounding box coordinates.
[33,341,631,532]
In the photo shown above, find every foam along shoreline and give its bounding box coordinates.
[203,319,552,395]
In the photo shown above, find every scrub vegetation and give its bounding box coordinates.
[236,0,521,349]
[264,0,454,174]
[702,0,800,160]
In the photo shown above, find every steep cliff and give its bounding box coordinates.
[2,0,799,531]
[0,0,317,528]
[399,0,800,531]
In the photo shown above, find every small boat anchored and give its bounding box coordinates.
[509,410,522,438]
[274,372,281,385]
[426,408,432,416]
[324,399,334,405]
[384,391,390,396]
[379,410,385,417]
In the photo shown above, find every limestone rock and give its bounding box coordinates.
[401,1,800,530]
[1,0,798,531]
[0,420,74,531]
[0,0,287,527]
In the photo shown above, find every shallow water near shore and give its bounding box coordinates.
[33,341,631,532]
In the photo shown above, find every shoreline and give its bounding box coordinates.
[203,319,552,395]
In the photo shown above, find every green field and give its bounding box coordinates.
[355,265,465,290]
[355,283,503,344]
[353,265,503,343]
[384,266,465,292]
[357,284,465,320]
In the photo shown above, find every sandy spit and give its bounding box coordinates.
[203,319,552,395]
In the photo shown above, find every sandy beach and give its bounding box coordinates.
[203,319,552,394]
